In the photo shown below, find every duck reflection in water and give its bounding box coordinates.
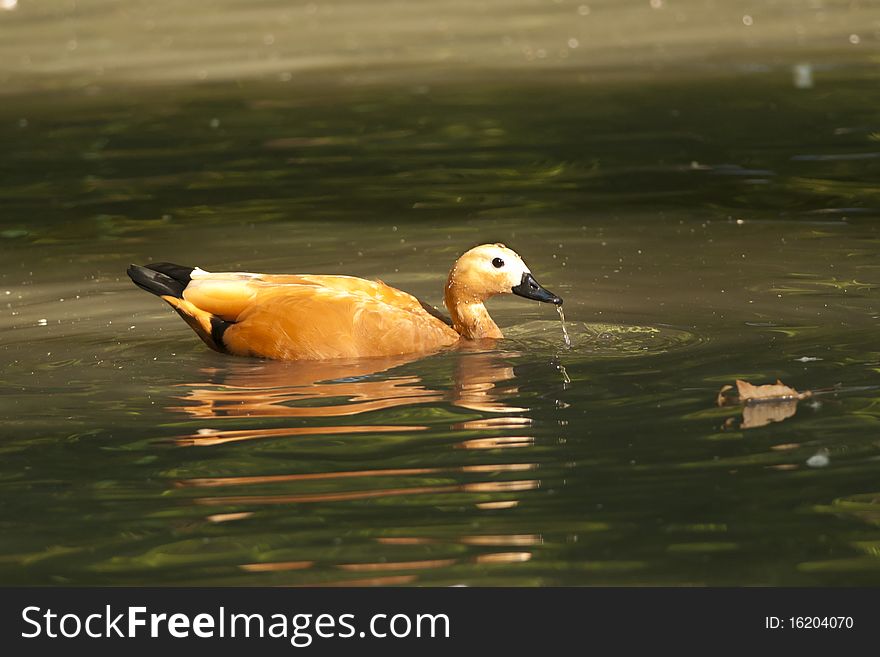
[171,347,532,446]
[169,348,557,584]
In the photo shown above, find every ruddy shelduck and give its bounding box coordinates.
[127,243,562,360]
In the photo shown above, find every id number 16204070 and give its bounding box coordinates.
[765,617,854,630]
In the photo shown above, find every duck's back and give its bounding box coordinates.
[182,270,459,360]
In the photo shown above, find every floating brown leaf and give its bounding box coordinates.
[735,379,811,403]
[717,379,813,430]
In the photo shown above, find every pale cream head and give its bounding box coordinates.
[444,243,562,340]
[446,243,533,302]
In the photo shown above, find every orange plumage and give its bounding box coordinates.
[127,244,561,361]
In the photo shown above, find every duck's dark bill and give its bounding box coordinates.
[512,272,563,305]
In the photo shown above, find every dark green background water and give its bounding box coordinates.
[2,1,880,586]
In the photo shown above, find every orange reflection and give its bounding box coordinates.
[315,575,418,587]
[240,561,314,572]
[165,350,547,582]
[461,534,542,546]
[457,436,534,449]
[169,350,531,445]
[456,416,533,430]
[475,500,519,510]
[175,424,425,447]
[172,354,440,420]
[206,512,253,523]
[243,546,538,581]
[375,537,438,546]
[192,478,539,506]
[376,534,541,547]
[451,351,526,413]
[337,559,457,572]
[474,552,532,564]
[179,467,439,489]
[178,462,535,489]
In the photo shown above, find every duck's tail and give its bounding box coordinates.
[127,262,194,298]
[127,263,230,353]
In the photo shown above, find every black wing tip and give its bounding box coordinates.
[127,263,188,298]
[144,262,195,286]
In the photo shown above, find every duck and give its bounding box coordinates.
[127,243,562,361]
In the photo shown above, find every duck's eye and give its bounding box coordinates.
[492,257,505,268]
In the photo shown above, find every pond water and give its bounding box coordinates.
[3,1,880,586]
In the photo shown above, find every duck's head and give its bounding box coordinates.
[447,243,562,305]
